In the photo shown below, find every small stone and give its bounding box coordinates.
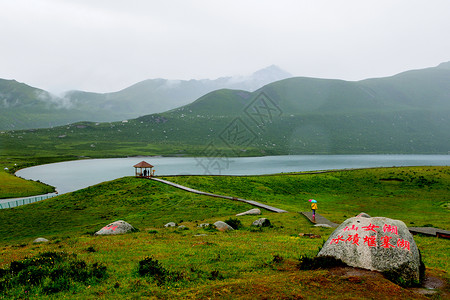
[252,218,271,227]
[178,225,188,230]
[33,237,49,243]
[310,234,321,239]
[315,223,332,228]
[299,233,321,238]
[236,208,261,216]
[197,223,210,228]
[164,222,177,228]
[214,221,234,232]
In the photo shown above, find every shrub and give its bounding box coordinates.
[138,256,167,279]
[137,256,183,286]
[224,218,242,229]
[272,254,284,264]
[208,270,224,280]
[0,251,107,297]
[86,246,97,253]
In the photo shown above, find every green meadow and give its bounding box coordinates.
[0,163,449,299]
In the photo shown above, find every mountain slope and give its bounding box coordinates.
[0,66,292,130]
[0,79,100,129]
[62,65,292,120]
[2,62,449,156]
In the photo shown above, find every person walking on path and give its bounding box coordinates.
[309,199,318,222]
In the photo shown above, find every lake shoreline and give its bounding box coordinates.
[15,154,450,195]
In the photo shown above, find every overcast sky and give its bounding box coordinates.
[1,0,449,94]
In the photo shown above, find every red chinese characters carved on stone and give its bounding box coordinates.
[104,225,118,231]
[362,223,380,232]
[343,224,359,231]
[397,239,411,251]
[380,236,396,248]
[330,235,345,244]
[363,235,377,247]
[346,233,361,245]
[383,224,398,235]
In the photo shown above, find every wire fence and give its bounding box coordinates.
[0,193,58,209]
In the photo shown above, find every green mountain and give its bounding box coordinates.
[162,62,450,154]
[0,65,291,130]
[0,79,118,130]
[1,62,449,156]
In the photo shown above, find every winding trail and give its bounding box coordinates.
[300,212,339,227]
[150,177,288,213]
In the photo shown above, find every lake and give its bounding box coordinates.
[15,155,450,194]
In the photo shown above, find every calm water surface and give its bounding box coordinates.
[16,155,450,194]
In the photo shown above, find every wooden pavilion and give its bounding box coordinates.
[133,161,154,177]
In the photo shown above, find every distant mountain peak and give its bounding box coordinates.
[251,65,292,79]
[437,61,450,69]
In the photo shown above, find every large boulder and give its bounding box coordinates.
[318,216,423,286]
[95,220,138,235]
[236,208,261,216]
[214,221,234,232]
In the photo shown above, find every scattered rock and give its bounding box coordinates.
[315,223,332,228]
[299,233,321,238]
[236,208,261,216]
[95,220,138,235]
[164,222,177,228]
[197,223,210,228]
[251,218,271,227]
[178,225,188,230]
[194,234,208,237]
[192,241,214,247]
[214,221,234,232]
[357,212,371,218]
[33,237,49,243]
[318,216,423,286]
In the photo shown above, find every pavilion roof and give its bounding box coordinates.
[133,161,154,168]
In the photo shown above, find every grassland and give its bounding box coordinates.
[0,156,78,199]
[0,165,449,299]
[0,171,54,199]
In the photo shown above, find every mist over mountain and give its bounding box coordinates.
[0,66,292,130]
[2,62,449,155]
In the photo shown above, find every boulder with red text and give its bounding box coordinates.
[318,216,424,286]
[95,220,138,235]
